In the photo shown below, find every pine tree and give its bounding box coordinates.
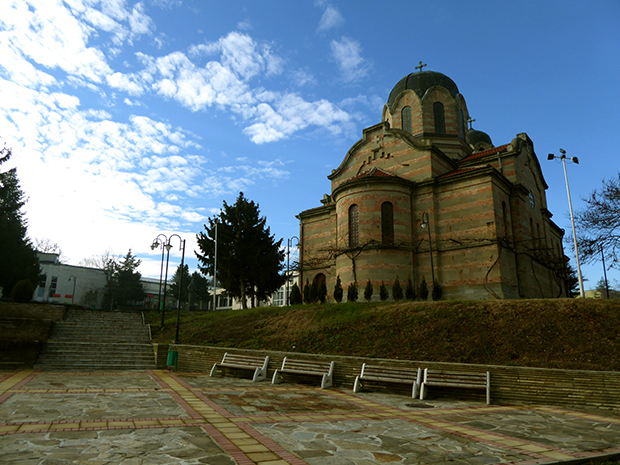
[432,280,443,301]
[405,276,415,300]
[392,276,403,301]
[196,192,285,309]
[290,282,303,304]
[333,275,343,303]
[170,264,191,304]
[110,250,145,308]
[0,143,39,297]
[419,276,429,301]
[379,280,389,301]
[347,283,358,302]
[364,279,373,301]
[317,280,327,304]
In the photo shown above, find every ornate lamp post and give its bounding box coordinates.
[167,234,186,344]
[420,212,435,284]
[151,234,169,327]
[286,236,299,305]
[547,149,584,298]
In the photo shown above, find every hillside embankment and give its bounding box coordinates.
[147,298,620,372]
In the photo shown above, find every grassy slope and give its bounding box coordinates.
[147,299,620,372]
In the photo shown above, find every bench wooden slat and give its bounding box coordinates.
[353,364,421,398]
[272,357,335,389]
[420,368,490,404]
[210,352,270,382]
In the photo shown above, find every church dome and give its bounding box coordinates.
[387,71,459,110]
[468,129,493,147]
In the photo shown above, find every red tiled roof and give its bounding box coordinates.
[348,167,398,182]
[438,165,489,179]
[460,144,509,163]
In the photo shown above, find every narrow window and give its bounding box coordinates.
[433,102,445,134]
[349,204,359,247]
[401,106,412,134]
[381,202,394,245]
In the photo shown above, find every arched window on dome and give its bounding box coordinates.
[401,106,412,134]
[433,102,445,134]
[349,204,359,247]
[381,202,394,245]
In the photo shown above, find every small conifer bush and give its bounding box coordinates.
[318,281,327,303]
[303,279,311,303]
[379,280,389,301]
[333,275,343,303]
[290,283,303,305]
[364,279,374,301]
[419,276,429,301]
[347,283,358,302]
[392,276,403,301]
[405,276,415,300]
[432,280,443,301]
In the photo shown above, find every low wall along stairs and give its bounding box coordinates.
[35,309,155,370]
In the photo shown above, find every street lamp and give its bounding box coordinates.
[420,212,435,284]
[151,234,169,327]
[547,149,584,298]
[167,234,186,344]
[287,236,299,305]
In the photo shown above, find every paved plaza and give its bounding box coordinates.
[1,369,620,464]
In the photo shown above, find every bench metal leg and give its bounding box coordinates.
[253,367,268,382]
[321,373,332,389]
[353,376,361,393]
[272,369,283,385]
[209,363,220,377]
[419,383,427,400]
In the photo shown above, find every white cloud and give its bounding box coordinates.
[317,5,344,32]
[330,36,370,83]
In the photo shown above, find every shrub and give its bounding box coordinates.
[347,283,358,302]
[303,279,311,304]
[290,283,303,305]
[333,275,343,303]
[419,276,429,301]
[309,280,318,303]
[11,279,34,303]
[379,280,389,301]
[363,279,374,302]
[405,276,415,300]
[392,276,403,301]
[318,281,327,304]
[432,281,443,301]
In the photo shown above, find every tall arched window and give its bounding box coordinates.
[433,102,445,134]
[349,204,359,247]
[401,106,412,134]
[381,202,394,245]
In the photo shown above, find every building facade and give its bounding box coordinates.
[297,70,568,300]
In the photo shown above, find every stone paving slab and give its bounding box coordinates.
[0,369,619,464]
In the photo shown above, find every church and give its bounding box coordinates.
[297,68,568,300]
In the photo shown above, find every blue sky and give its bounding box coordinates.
[1,0,619,289]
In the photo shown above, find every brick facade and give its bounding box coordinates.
[298,71,567,301]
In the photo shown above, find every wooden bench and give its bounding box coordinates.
[353,364,421,398]
[271,357,335,389]
[209,352,270,382]
[419,369,490,404]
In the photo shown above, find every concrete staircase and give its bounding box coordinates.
[35,309,156,370]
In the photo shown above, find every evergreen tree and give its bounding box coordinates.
[290,282,303,304]
[114,250,145,308]
[303,278,311,303]
[379,280,389,301]
[0,143,39,297]
[405,276,415,300]
[419,276,429,301]
[170,264,191,304]
[188,272,212,309]
[392,276,403,301]
[317,280,327,304]
[363,279,374,301]
[432,280,443,301]
[333,275,343,303]
[347,283,358,302]
[309,279,318,303]
[196,192,285,309]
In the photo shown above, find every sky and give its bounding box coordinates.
[1,0,619,290]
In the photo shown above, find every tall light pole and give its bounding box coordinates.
[168,234,186,344]
[420,212,435,284]
[151,234,168,314]
[287,236,299,305]
[68,275,77,305]
[548,149,584,298]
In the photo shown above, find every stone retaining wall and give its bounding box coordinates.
[155,344,620,412]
